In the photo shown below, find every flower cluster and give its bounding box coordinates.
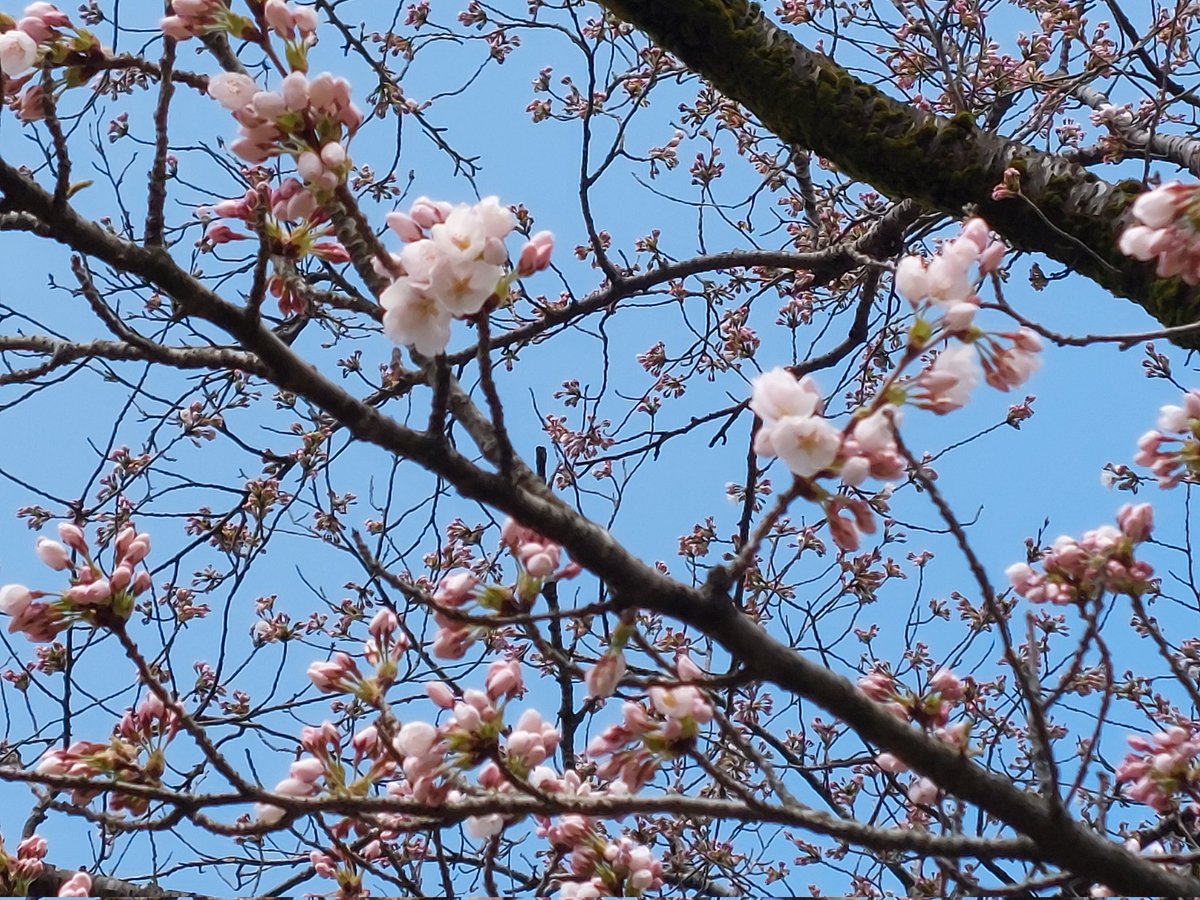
[750,368,906,482]
[586,656,714,791]
[379,197,554,355]
[0,522,153,642]
[1119,182,1200,285]
[1134,389,1200,488]
[894,217,1005,321]
[858,667,972,810]
[1,4,102,123]
[1006,504,1155,604]
[0,832,47,895]
[750,219,1042,552]
[749,368,838,479]
[895,218,1041,411]
[0,3,71,77]
[748,369,904,550]
[1116,726,1200,812]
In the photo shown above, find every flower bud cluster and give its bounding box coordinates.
[206,69,362,173]
[428,519,580,659]
[253,752,327,825]
[0,522,153,642]
[858,666,970,809]
[307,608,411,702]
[1134,389,1200,488]
[1005,504,1155,604]
[37,726,166,816]
[501,516,580,592]
[1116,726,1200,812]
[0,832,48,895]
[1118,182,1200,285]
[160,0,254,42]
[428,570,485,659]
[525,768,663,897]
[197,179,351,314]
[586,656,714,791]
[278,642,672,897]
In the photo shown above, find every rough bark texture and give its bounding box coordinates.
[598,0,1200,343]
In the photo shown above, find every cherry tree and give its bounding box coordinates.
[1,0,1200,896]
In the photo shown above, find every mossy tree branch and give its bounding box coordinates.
[596,0,1200,343]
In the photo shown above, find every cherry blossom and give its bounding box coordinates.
[1119,182,1200,285]
[0,27,36,76]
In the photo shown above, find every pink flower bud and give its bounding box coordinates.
[585,651,626,700]
[35,537,71,571]
[131,570,153,595]
[1132,183,1182,229]
[109,562,133,592]
[320,142,346,169]
[387,211,424,243]
[57,522,87,554]
[280,71,309,110]
[289,756,325,783]
[875,752,907,773]
[263,0,295,37]
[294,6,318,33]
[485,659,523,699]
[425,680,456,708]
[123,534,152,564]
[273,776,315,797]
[961,217,991,252]
[930,667,963,701]
[409,196,451,229]
[857,672,894,702]
[517,230,555,275]
[395,720,438,757]
[978,240,1006,274]
[17,835,47,860]
[1117,502,1154,542]
[676,653,704,682]
[351,725,378,756]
